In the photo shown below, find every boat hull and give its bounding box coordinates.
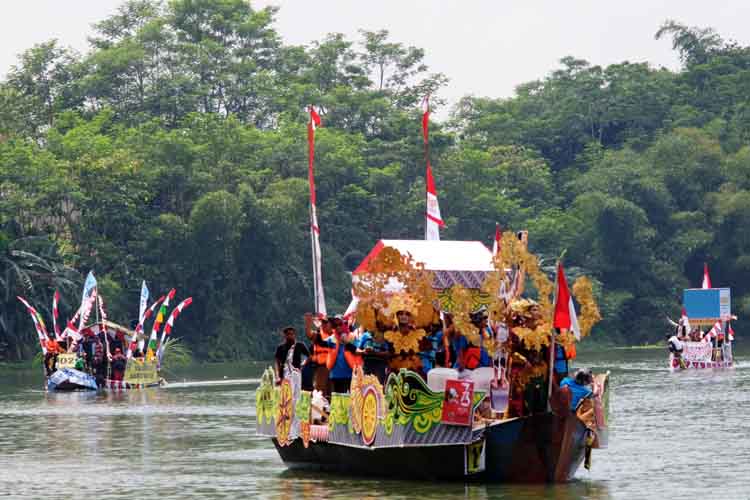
[271,412,587,483]
[46,368,99,391]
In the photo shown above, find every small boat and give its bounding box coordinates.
[18,276,191,391]
[46,367,98,391]
[669,281,735,372]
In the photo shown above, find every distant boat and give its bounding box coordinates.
[669,285,735,371]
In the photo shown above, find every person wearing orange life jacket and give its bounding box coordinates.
[455,309,492,370]
[326,325,358,394]
[305,312,333,396]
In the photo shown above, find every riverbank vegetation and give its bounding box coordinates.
[2,1,749,360]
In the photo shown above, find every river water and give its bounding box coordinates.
[1,347,748,499]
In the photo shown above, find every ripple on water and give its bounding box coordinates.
[2,350,750,499]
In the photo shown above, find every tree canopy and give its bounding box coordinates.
[2,4,749,359]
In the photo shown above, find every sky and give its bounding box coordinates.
[2,0,750,114]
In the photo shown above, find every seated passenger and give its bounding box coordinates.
[560,368,594,411]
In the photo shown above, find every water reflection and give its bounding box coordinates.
[1,352,749,499]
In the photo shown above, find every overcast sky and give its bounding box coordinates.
[2,0,750,113]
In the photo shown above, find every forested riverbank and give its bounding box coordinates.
[2,1,749,361]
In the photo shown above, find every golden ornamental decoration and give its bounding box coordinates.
[572,276,601,338]
[385,328,426,354]
[388,354,423,371]
[489,232,555,350]
[356,302,377,332]
[353,246,436,312]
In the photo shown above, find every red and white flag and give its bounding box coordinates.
[52,290,61,339]
[422,96,444,241]
[680,306,691,334]
[553,262,581,340]
[728,322,735,341]
[702,263,712,289]
[705,320,722,341]
[308,106,327,316]
[492,223,501,256]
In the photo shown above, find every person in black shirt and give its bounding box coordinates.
[274,326,310,383]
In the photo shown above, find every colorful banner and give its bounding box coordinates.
[441,379,474,426]
[131,295,165,358]
[147,289,175,359]
[78,271,97,330]
[17,296,49,354]
[156,297,193,363]
[139,281,149,325]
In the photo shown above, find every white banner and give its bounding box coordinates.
[682,341,713,363]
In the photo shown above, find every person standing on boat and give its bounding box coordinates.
[305,313,333,396]
[110,347,127,382]
[326,326,357,393]
[666,332,685,369]
[274,326,310,383]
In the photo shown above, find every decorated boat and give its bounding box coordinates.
[257,104,610,482]
[669,268,735,371]
[18,275,192,391]
[256,237,610,482]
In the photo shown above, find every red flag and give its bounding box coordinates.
[702,263,712,289]
[553,262,581,339]
[307,106,321,206]
[307,105,327,316]
[421,95,430,144]
[492,223,501,256]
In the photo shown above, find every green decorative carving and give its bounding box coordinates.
[255,367,276,425]
[383,411,394,436]
[295,390,312,424]
[329,393,351,430]
[385,369,445,434]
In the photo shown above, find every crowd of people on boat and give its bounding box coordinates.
[274,303,593,419]
[43,327,135,385]
[666,319,734,364]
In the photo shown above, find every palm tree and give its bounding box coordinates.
[0,230,79,361]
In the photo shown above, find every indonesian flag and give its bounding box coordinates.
[680,306,691,334]
[702,263,712,289]
[728,322,735,341]
[492,223,501,256]
[705,320,722,341]
[52,290,61,339]
[553,262,581,340]
[423,96,444,241]
[308,106,327,316]
[421,95,430,144]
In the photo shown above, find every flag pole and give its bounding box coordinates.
[423,97,431,240]
[547,261,559,412]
